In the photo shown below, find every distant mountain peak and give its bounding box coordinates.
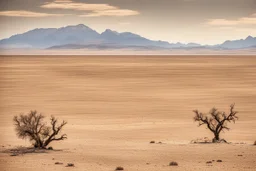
[221,35,256,49]
[0,24,255,50]
[102,29,119,35]
[245,35,254,40]
[76,24,86,27]
[59,24,92,30]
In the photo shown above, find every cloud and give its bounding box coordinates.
[119,22,131,25]
[80,10,139,17]
[0,0,139,18]
[0,10,66,17]
[41,0,139,17]
[54,0,72,2]
[207,19,238,26]
[41,1,115,11]
[207,13,256,26]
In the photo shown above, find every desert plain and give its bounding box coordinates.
[0,55,255,171]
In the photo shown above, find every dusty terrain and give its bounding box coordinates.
[0,55,255,171]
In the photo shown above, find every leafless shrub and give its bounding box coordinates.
[13,110,67,148]
[193,104,238,143]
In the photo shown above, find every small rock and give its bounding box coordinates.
[115,166,124,170]
[66,163,75,167]
[55,162,63,165]
[206,161,212,164]
[10,153,17,156]
[217,160,222,162]
[238,155,243,157]
[150,141,155,144]
[169,161,178,166]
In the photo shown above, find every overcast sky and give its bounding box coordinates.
[0,0,256,44]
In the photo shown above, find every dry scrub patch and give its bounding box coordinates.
[1,146,62,156]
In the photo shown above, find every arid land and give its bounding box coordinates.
[0,55,255,171]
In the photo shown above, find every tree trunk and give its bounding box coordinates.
[212,132,220,143]
[215,133,219,141]
[34,138,45,148]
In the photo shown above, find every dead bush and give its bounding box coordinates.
[13,110,67,148]
[193,104,238,142]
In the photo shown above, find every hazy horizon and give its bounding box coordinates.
[0,0,256,45]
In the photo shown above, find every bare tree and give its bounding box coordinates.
[13,110,67,148]
[193,104,238,143]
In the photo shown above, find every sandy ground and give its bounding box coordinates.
[0,55,255,171]
[1,48,256,55]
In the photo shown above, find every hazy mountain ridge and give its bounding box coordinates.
[0,24,255,50]
[220,36,256,49]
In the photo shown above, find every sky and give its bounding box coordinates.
[0,0,256,45]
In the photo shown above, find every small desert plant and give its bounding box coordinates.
[216,160,222,162]
[150,141,155,144]
[13,110,67,148]
[169,161,178,166]
[115,166,124,170]
[254,141,256,145]
[193,104,238,142]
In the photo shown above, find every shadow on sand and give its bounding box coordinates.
[1,146,62,156]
